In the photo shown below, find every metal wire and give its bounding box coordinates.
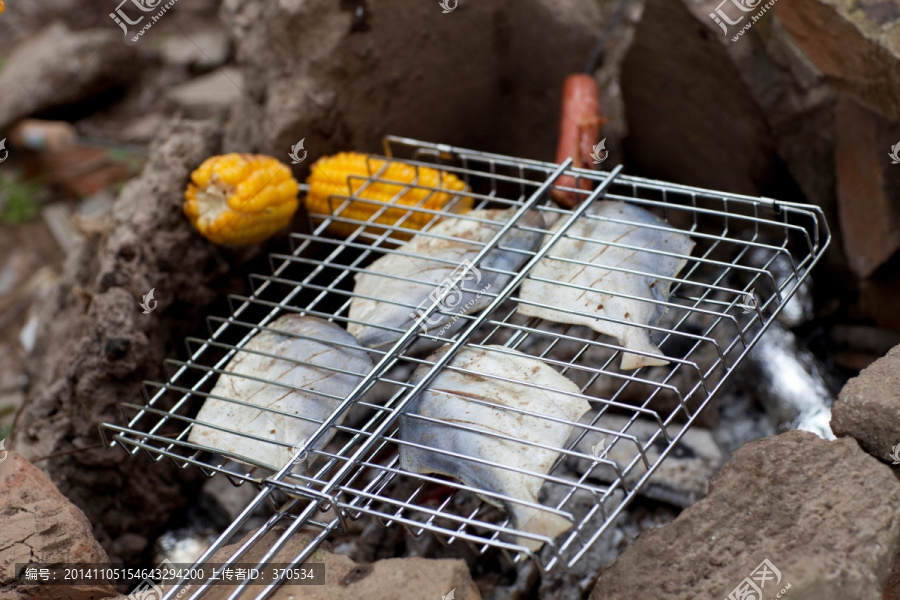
[100,136,829,599]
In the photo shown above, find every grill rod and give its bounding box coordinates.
[243,163,623,600]
[163,159,620,600]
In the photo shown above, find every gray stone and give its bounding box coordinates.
[0,0,137,50]
[159,29,230,70]
[0,24,139,132]
[589,431,900,600]
[166,68,243,120]
[832,344,900,464]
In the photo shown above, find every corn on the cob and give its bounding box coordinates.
[184,153,299,245]
[305,152,472,240]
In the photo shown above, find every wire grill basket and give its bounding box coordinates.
[100,136,830,599]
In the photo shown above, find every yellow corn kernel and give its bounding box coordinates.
[184,153,299,245]
[305,152,472,240]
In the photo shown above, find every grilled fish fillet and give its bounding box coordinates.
[518,201,695,370]
[399,344,591,551]
[188,315,373,470]
[349,209,544,348]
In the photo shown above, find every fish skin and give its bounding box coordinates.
[188,315,373,471]
[399,344,591,551]
[348,209,544,349]
[517,201,695,370]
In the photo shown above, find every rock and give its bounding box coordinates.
[619,0,780,195]
[0,0,132,50]
[591,0,646,166]
[858,270,900,332]
[619,0,855,288]
[0,451,118,600]
[617,0,900,333]
[589,431,900,600]
[0,24,139,133]
[8,119,257,565]
[770,0,900,298]
[829,324,900,364]
[775,0,900,122]
[622,0,844,211]
[159,28,230,70]
[831,344,900,464]
[166,68,244,120]
[729,15,837,211]
[220,0,606,164]
[886,553,900,600]
[833,94,900,278]
[117,113,169,145]
[0,0,222,52]
[166,526,481,600]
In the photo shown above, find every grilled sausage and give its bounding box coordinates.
[552,74,603,209]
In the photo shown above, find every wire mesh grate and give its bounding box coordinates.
[100,136,829,598]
